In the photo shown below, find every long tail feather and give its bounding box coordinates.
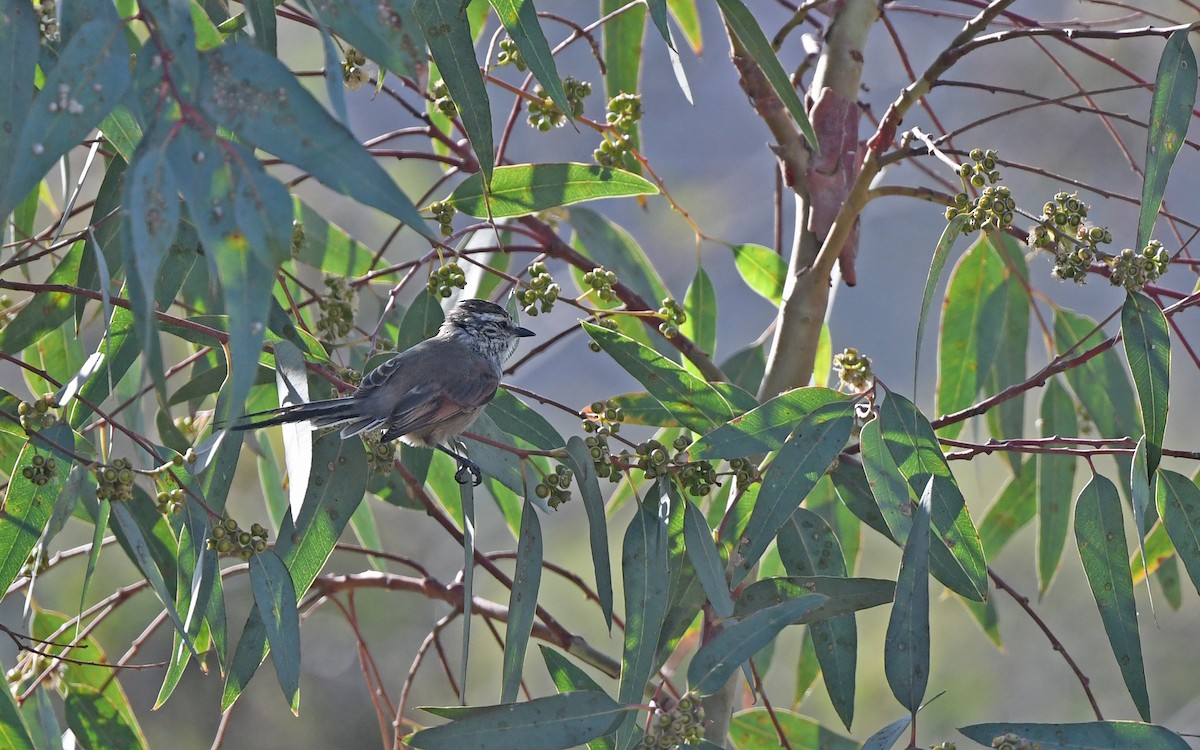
[232,397,359,431]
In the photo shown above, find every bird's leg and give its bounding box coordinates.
[437,442,482,486]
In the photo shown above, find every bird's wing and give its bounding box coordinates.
[378,353,500,438]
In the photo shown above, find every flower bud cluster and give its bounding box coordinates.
[583,266,619,302]
[992,733,1041,750]
[594,93,642,167]
[517,261,560,315]
[16,395,58,432]
[21,454,56,486]
[317,275,355,341]
[496,38,526,71]
[636,694,706,749]
[155,486,186,515]
[365,432,396,473]
[945,149,1013,233]
[832,347,873,391]
[534,464,574,509]
[527,78,590,131]
[208,517,270,561]
[1108,240,1170,292]
[430,79,457,118]
[95,457,135,501]
[583,400,624,481]
[343,48,368,91]
[587,317,618,352]
[429,200,457,237]
[427,259,466,298]
[657,298,686,338]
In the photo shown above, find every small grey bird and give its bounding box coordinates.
[234,298,535,485]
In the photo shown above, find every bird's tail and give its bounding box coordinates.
[232,397,364,431]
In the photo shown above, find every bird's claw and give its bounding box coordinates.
[454,459,482,486]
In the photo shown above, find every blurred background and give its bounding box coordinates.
[3,1,1200,747]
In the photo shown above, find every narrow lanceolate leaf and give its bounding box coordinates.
[885,479,932,713]
[1138,29,1197,250]
[936,235,1009,439]
[682,499,734,619]
[914,215,968,387]
[568,207,669,307]
[0,425,72,595]
[982,233,1031,472]
[1,19,132,220]
[196,43,431,235]
[1037,377,1077,593]
[64,686,146,750]
[731,400,856,585]
[501,501,543,704]
[777,509,856,729]
[0,656,36,750]
[1121,291,1170,477]
[600,0,645,172]
[978,459,1037,560]
[448,163,657,218]
[407,692,626,750]
[711,0,817,150]
[861,715,912,750]
[582,322,733,433]
[415,0,494,182]
[959,721,1189,750]
[564,437,613,629]
[860,418,918,545]
[305,0,423,78]
[734,576,895,621]
[730,243,787,304]
[1156,470,1200,596]
[730,709,859,750]
[681,266,717,379]
[690,387,848,459]
[1075,474,1150,721]
[488,0,571,119]
[688,594,828,696]
[249,550,301,714]
[0,2,37,192]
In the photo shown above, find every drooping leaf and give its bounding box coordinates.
[0,656,35,750]
[448,163,657,218]
[564,436,613,629]
[488,0,571,119]
[501,501,543,703]
[914,216,968,388]
[415,0,494,182]
[978,458,1037,559]
[1074,473,1150,721]
[0,425,73,596]
[1137,29,1197,250]
[583,322,733,433]
[959,721,1188,750]
[249,550,302,713]
[1121,291,1170,477]
[600,0,645,173]
[0,2,37,194]
[1037,376,1077,593]
[681,266,717,378]
[64,686,146,750]
[884,479,932,713]
[861,714,912,750]
[666,0,702,53]
[711,0,817,150]
[688,594,828,696]
[730,243,787,305]
[1156,470,1200,596]
[981,233,1030,472]
[408,692,627,750]
[305,0,423,78]
[729,708,858,750]
[690,387,847,459]
[721,344,767,395]
[682,498,734,619]
[734,577,895,622]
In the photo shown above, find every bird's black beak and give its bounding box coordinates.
[515,326,536,338]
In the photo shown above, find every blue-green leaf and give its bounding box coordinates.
[1121,291,1169,477]
[449,163,657,218]
[0,425,73,596]
[915,215,968,388]
[0,2,38,197]
[690,387,847,459]
[1075,473,1150,721]
[244,0,277,53]
[1137,30,1196,250]
[730,708,859,750]
[711,0,817,150]
[732,400,855,586]
[1037,376,1076,593]
[688,594,828,696]
[600,0,644,173]
[501,501,543,703]
[196,42,432,235]
[979,455,1037,560]
[681,266,717,378]
[306,0,422,78]
[250,550,301,713]
[564,436,613,629]
[583,322,733,433]
[884,478,932,712]
[682,498,733,619]
[64,685,145,750]
[1156,470,1200,596]
[408,692,626,750]
[569,208,669,307]
[959,721,1188,750]
[489,0,571,118]
[861,714,911,750]
[415,0,493,182]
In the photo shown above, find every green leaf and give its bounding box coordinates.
[250,550,302,713]
[0,425,72,596]
[981,233,1030,472]
[0,657,36,750]
[538,647,615,750]
[487,388,564,451]
[0,0,37,210]
[720,345,766,395]
[681,266,717,378]
[1,20,132,220]
[1121,291,1170,477]
[958,721,1189,750]
[488,0,571,119]
[730,708,858,750]
[501,501,543,703]
[415,0,494,183]
[711,0,817,150]
[583,322,733,433]
[398,290,446,350]
[305,0,423,78]
[666,0,702,53]
[600,0,645,173]
[690,387,847,459]
[0,241,84,353]
[1037,377,1077,593]
[564,436,613,629]
[730,243,787,304]
[861,714,911,750]
[195,42,432,235]
[860,418,919,545]
[1137,30,1197,250]
[408,692,627,750]
[652,483,707,676]
[915,215,968,387]
[459,480,476,695]
[936,234,1008,439]
[244,0,277,52]
[448,163,657,218]
[777,509,855,729]
[568,207,669,308]
[222,433,367,710]
[688,594,828,696]
[64,686,146,750]
[291,198,381,277]
[978,458,1037,559]
[1074,473,1150,721]
[682,498,734,619]
[615,493,669,747]
[732,400,856,585]
[734,577,895,621]
[1156,470,1200,596]
[884,478,931,713]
